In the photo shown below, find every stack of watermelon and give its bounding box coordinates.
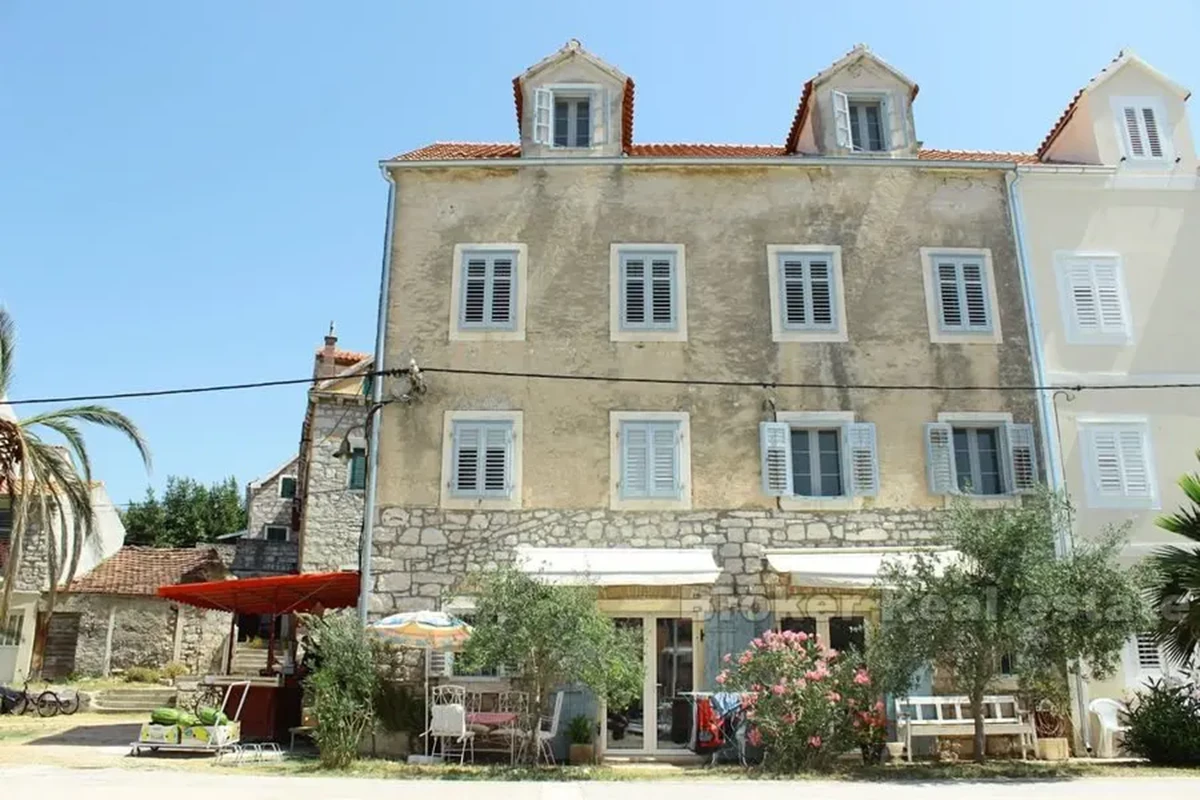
[149,706,229,727]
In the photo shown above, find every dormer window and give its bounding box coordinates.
[533,85,605,149]
[1112,96,1171,163]
[833,91,889,152]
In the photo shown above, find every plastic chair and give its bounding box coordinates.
[1089,698,1129,758]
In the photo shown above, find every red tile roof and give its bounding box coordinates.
[68,547,228,597]
[392,141,1035,163]
[316,347,371,366]
[1036,51,1130,159]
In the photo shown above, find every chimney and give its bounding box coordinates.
[316,321,340,379]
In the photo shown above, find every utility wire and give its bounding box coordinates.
[8,364,1200,407]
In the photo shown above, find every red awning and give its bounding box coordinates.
[158,571,359,615]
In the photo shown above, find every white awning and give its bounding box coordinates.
[765,549,960,589]
[515,546,721,586]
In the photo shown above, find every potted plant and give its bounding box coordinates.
[566,715,596,765]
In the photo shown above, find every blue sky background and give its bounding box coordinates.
[3,0,1198,509]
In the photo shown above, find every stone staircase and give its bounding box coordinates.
[230,646,269,675]
[90,686,178,713]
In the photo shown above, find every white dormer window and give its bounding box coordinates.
[833,91,890,152]
[1111,96,1172,163]
[533,84,607,149]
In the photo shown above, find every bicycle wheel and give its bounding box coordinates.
[58,693,80,716]
[193,684,224,714]
[11,695,27,716]
[36,691,60,718]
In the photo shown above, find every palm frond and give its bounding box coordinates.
[22,405,151,471]
[26,417,93,484]
[0,307,14,398]
[1155,472,1200,543]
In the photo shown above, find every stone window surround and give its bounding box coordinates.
[609,244,688,343]
[766,245,849,343]
[936,411,1018,508]
[439,410,524,511]
[609,411,692,511]
[920,247,1003,345]
[774,411,863,512]
[448,243,529,342]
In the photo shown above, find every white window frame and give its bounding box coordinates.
[930,412,1029,506]
[832,90,899,152]
[609,244,688,343]
[1054,251,1133,345]
[1110,96,1173,166]
[440,410,523,510]
[1078,416,1159,510]
[609,411,691,511]
[766,245,848,343]
[278,475,297,499]
[449,244,528,342]
[920,247,1002,344]
[533,83,608,150]
[775,411,866,511]
[1122,634,1177,690]
[263,524,290,543]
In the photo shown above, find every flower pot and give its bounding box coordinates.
[568,743,595,765]
[885,741,906,762]
[1037,737,1070,762]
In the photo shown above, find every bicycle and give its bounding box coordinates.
[0,681,60,717]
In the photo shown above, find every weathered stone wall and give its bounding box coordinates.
[13,518,48,592]
[299,398,368,573]
[247,457,298,539]
[231,539,298,577]
[59,594,230,676]
[368,506,943,616]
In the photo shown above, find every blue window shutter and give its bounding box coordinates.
[488,255,515,327]
[759,421,793,496]
[348,449,367,491]
[1005,423,1038,493]
[482,424,511,496]
[452,423,481,494]
[925,422,955,495]
[620,251,677,331]
[845,422,879,497]
[650,422,680,497]
[461,257,489,327]
[621,255,646,327]
[621,422,650,498]
[460,252,517,331]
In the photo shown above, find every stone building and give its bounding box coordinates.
[367,41,1046,755]
[50,547,231,679]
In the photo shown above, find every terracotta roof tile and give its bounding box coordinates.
[68,547,228,596]
[316,347,371,366]
[391,141,1034,163]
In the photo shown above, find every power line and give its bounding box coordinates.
[7,364,1200,407]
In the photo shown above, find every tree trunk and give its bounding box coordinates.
[970,690,986,764]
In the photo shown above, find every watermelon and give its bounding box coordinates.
[196,706,229,726]
[176,712,201,727]
[150,707,181,725]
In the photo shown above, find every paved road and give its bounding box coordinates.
[3,765,1199,799]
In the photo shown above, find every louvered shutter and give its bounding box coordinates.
[1118,428,1151,497]
[961,261,990,329]
[845,422,879,497]
[936,261,963,329]
[1135,634,1163,671]
[832,90,852,149]
[1065,262,1100,332]
[925,423,956,495]
[650,257,675,326]
[622,256,647,326]
[452,423,481,494]
[461,258,488,326]
[1092,262,1127,334]
[533,88,552,144]
[621,422,650,497]
[489,256,515,327]
[759,421,793,497]
[780,257,808,327]
[483,424,511,496]
[1005,423,1038,493]
[1123,106,1146,158]
[650,423,680,497]
[808,258,835,327]
[779,254,835,330]
[1090,429,1125,496]
[1141,107,1164,158]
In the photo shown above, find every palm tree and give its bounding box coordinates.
[0,307,151,624]
[1150,453,1200,667]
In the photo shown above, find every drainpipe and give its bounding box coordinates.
[358,170,397,626]
[1005,169,1091,754]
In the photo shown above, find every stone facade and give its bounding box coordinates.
[298,398,368,573]
[246,457,299,540]
[231,539,299,577]
[369,506,943,614]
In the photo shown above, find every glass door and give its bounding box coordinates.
[606,618,645,751]
[653,617,694,750]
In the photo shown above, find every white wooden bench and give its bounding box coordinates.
[895,695,1037,761]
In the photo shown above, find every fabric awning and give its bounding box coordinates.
[515,546,721,586]
[158,571,359,614]
[765,549,960,589]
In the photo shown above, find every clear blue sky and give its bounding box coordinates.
[3,0,1198,509]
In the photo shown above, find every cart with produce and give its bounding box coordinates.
[130,680,274,760]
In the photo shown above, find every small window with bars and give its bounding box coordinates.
[934,255,992,333]
[619,250,678,330]
[778,252,837,331]
[1058,255,1131,343]
[451,420,514,499]
[1115,98,1169,162]
[459,251,517,330]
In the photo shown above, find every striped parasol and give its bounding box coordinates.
[369,610,473,651]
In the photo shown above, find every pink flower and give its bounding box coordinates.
[751,638,763,649]
[874,700,885,712]
[782,713,796,725]
[853,669,871,686]
[825,648,839,659]
[771,683,787,696]
[738,652,752,665]
[715,671,727,685]
[793,678,807,690]
[797,631,809,642]
[722,653,732,663]
[808,735,822,748]
[751,684,763,694]
[747,727,763,747]
[826,691,841,703]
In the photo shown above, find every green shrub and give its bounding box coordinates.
[303,613,378,769]
[162,662,188,680]
[122,666,162,684]
[1123,679,1200,766]
[566,715,594,745]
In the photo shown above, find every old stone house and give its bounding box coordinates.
[367,40,1046,756]
[50,546,231,679]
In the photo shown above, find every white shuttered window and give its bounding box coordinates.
[1058,255,1131,343]
[459,251,517,330]
[1114,97,1170,162]
[451,421,514,498]
[935,256,992,332]
[1081,421,1156,509]
[779,253,837,331]
[620,421,681,499]
[925,421,1038,496]
[759,417,878,500]
[620,251,678,330]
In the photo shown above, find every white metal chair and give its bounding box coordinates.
[1089,698,1129,758]
[424,703,475,764]
[535,691,565,765]
[432,684,466,706]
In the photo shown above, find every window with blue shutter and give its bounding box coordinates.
[459,251,517,330]
[348,448,367,491]
[926,420,1038,496]
[778,253,837,331]
[620,420,680,499]
[934,256,992,333]
[620,251,677,330]
[759,420,877,499]
[451,421,513,498]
